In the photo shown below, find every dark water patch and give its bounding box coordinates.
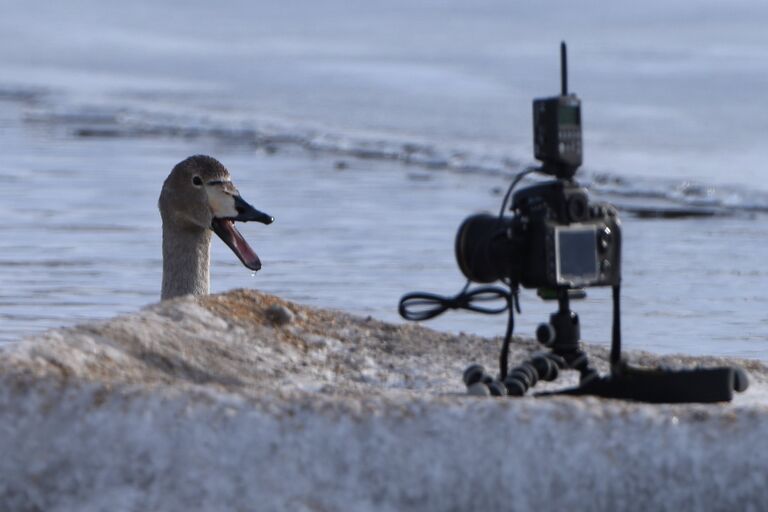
[0,86,49,105]
[25,110,120,126]
[75,128,124,138]
[619,206,728,219]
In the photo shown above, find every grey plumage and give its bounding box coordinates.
[158,155,272,300]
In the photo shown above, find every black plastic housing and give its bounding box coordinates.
[455,180,621,289]
[533,95,583,178]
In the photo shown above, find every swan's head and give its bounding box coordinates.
[159,155,274,271]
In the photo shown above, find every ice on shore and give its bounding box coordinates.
[1,290,766,511]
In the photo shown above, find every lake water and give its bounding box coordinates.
[1,0,766,359]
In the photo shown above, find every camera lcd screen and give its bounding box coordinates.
[556,226,598,285]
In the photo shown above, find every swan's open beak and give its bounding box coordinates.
[211,195,274,271]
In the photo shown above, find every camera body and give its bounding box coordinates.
[456,180,621,290]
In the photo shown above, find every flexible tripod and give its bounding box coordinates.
[463,286,749,403]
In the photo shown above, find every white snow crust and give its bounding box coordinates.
[0,290,766,511]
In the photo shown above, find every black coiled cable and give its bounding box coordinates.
[398,281,519,380]
[398,281,510,321]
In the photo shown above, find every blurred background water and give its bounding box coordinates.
[0,0,766,359]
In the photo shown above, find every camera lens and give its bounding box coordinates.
[455,213,507,283]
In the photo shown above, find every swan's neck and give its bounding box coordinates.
[161,224,212,300]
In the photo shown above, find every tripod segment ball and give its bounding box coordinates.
[463,364,486,386]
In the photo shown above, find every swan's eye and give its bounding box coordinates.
[192,176,203,186]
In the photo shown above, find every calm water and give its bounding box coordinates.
[1,0,767,359]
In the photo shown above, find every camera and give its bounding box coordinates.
[399,42,747,403]
[454,41,620,292]
[455,180,621,290]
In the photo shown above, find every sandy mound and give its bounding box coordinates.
[1,289,766,511]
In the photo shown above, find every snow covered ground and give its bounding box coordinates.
[1,290,766,510]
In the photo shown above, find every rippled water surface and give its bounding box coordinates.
[1,0,767,359]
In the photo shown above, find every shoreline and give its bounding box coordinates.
[6,289,765,402]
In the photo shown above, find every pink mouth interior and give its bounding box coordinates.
[212,219,261,270]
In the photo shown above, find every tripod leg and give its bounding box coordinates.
[558,348,598,383]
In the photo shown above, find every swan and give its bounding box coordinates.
[158,155,274,300]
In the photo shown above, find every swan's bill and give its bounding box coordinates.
[230,195,274,225]
[209,190,274,272]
